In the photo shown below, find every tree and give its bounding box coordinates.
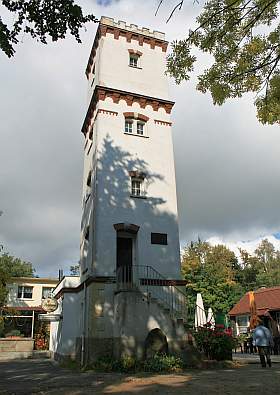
[0,0,98,57]
[69,264,80,276]
[163,0,280,124]
[182,240,243,314]
[0,249,34,308]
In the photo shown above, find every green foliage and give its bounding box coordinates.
[92,356,140,373]
[182,238,280,316]
[4,329,23,337]
[70,264,80,276]
[166,0,280,124]
[143,353,183,372]
[0,0,98,57]
[182,240,243,314]
[194,326,234,361]
[0,249,34,307]
[91,354,183,373]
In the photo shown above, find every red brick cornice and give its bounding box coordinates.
[81,86,174,136]
[85,23,168,78]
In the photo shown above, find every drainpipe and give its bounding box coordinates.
[31,310,35,338]
[81,281,87,367]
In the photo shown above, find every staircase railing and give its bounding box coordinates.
[116,265,188,321]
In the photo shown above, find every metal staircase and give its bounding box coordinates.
[116,264,188,322]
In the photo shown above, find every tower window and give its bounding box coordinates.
[151,233,168,245]
[130,171,147,198]
[129,54,139,68]
[124,118,147,137]
[137,122,144,135]
[86,170,92,187]
[131,178,142,197]
[125,120,133,134]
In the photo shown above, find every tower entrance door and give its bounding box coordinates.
[117,237,133,268]
[117,236,133,287]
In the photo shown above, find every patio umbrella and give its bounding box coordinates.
[249,291,259,330]
[207,307,215,328]
[195,293,207,329]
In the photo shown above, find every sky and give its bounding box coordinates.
[0,0,280,277]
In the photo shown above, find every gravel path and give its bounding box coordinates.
[0,358,279,394]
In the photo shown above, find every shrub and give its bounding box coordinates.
[193,326,234,361]
[92,354,183,373]
[5,329,23,337]
[143,353,183,372]
[92,356,140,373]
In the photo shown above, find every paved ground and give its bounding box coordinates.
[0,358,279,395]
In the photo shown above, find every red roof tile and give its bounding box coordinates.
[229,286,280,316]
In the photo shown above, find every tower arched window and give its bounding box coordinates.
[123,113,149,137]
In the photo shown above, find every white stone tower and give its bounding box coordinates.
[78,17,187,362]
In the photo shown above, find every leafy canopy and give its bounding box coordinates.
[182,238,280,315]
[0,0,98,57]
[165,0,280,124]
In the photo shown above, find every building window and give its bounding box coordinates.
[129,171,146,198]
[42,287,53,299]
[236,315,249,334]
[85,225,90,241]
[125,120,133,134]
[124,118,148,137]
[86,170,92,187]
[151,233,168,245]
[137,122,144,136]
[17,286,33,299]
[129,54,139,68]
[131,178,142,197]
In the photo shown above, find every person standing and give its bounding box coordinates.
[252,320,274,368]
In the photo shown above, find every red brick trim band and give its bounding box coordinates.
[123,112,149,122]
[81,86,174,136]
[86,24,168,78]
[154,119,172,126]
[98,109,118,116]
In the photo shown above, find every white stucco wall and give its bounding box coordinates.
[81,18,181,281]
[87,17,168,104]
[50,277,82,357]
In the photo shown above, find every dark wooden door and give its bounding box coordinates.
[117,237,133,284]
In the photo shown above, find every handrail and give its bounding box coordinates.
[136,264,187,298]
[116,264,188,322]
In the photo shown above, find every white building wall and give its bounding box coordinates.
[50,277,82,358]
[6,278,58,308]
[88,99,180,278]
[81,18,180,280]
[87,17,168,104]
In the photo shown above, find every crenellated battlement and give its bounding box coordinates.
[100,16,165,40]
[86,16,168,78]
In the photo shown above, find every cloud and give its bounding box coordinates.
[207,234,280,261]
[0,0,279,276]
